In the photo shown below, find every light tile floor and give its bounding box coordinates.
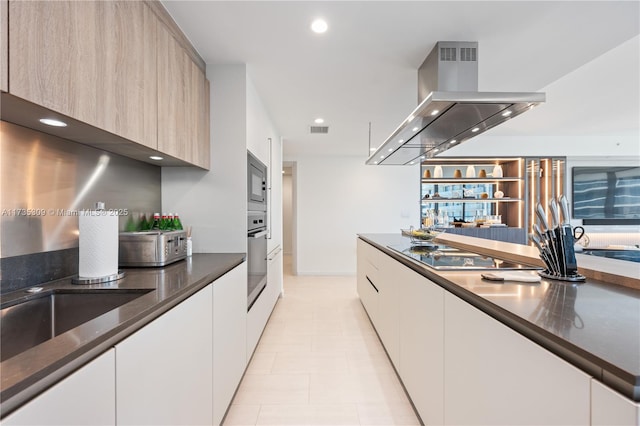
[223,255,420,426]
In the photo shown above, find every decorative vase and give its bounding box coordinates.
[466,165,476,178]
[492,164,503,178]
[434,165,443,178]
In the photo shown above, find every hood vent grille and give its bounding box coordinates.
[440,47,456,61]
[310,125,329,134]
[366,41,545,165]
[460,47,477,61]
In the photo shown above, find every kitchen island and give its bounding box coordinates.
[358,233,640,425]
[0,253,245,423]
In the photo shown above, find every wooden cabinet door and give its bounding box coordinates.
[443,293,590,425]
[399,268,444,425]
[190,62,210,169]
[116,285,214,426]
[157,24,191,162]
[1,0,7,92]
[2,350,116,425]
[9,1,156,149]
[10,1,99,126]
[95,1,157,149]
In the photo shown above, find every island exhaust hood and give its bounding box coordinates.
[366,42,545,165]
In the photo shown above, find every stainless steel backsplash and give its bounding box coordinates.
[0,120,161,259]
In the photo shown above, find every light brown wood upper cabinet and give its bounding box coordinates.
[7,0,210,169]
[191,61,210,169]
[10,1,100,127]
[9,1,157,150]
[96,2,157,150]
[1,0,8,93]
[158,24,210,169]
[157,23,190,162]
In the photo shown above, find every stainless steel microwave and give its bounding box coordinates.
[248,151,267,211]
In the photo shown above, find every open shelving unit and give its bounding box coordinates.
[419,157,566,245]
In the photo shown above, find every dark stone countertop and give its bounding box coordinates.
[359,233,640,402]
[0,253,245,417]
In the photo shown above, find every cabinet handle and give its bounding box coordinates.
[366,276,379,293]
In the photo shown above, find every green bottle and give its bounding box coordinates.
[125,214,137,232]
[164,213,176,231]
[173,213,183,231]
[151,213,161,230]
[138,213,149,231]
[160,213,168,230]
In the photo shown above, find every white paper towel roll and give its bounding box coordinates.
[79,209,118,278]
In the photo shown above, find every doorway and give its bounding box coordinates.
[282,161,296,275]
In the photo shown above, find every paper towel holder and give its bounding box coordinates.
[72,270,126,285]
[73,201,126,285]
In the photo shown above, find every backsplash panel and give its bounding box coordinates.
[0,120,160,291]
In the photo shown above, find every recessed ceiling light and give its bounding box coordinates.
[388,148,393,152]
[412,127,419,132]
[409,161,415,165]
[471,127,480,133]
[431,110,439,116]
[149,156,164,161]
[398,139,404,143]
[311,19,328,33]
[39,118,67,127]
[407,115,415,122]
[370,147,376,151]
[502,110,512,117]
[374,161,379,165]
[380,155,385,159]
[420,156,426,159]
[433,148,439,152]
[314,117,324,124]
[450,139,457,144]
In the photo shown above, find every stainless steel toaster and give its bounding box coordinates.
[119,230,187,267]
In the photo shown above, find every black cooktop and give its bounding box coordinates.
[388,244,541,271]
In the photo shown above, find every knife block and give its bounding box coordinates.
[532,201,586,283]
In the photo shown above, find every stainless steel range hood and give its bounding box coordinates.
[366,42,545,165]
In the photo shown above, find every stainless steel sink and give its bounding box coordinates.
[0,289,152,362]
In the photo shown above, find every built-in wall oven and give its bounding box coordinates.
[247,212,267,310]
[247,152,268,310]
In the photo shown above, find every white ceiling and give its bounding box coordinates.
[161,1,639,158]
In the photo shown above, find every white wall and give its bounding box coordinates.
[287,155,419,275]
[162,64,248,253]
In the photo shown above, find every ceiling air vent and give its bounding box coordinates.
[310,125,329,134]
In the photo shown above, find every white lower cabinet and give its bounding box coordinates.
[591,380,640,426]
[116,285,214,426]
[398,266,444,425]
[375,251,402,368]
[247,247,281,359]
[213,262,248,425]
[357,239,380,325]
[443,292,591,425]
[3,349,115,426]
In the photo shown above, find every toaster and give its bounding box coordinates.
[119,230,187,267]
